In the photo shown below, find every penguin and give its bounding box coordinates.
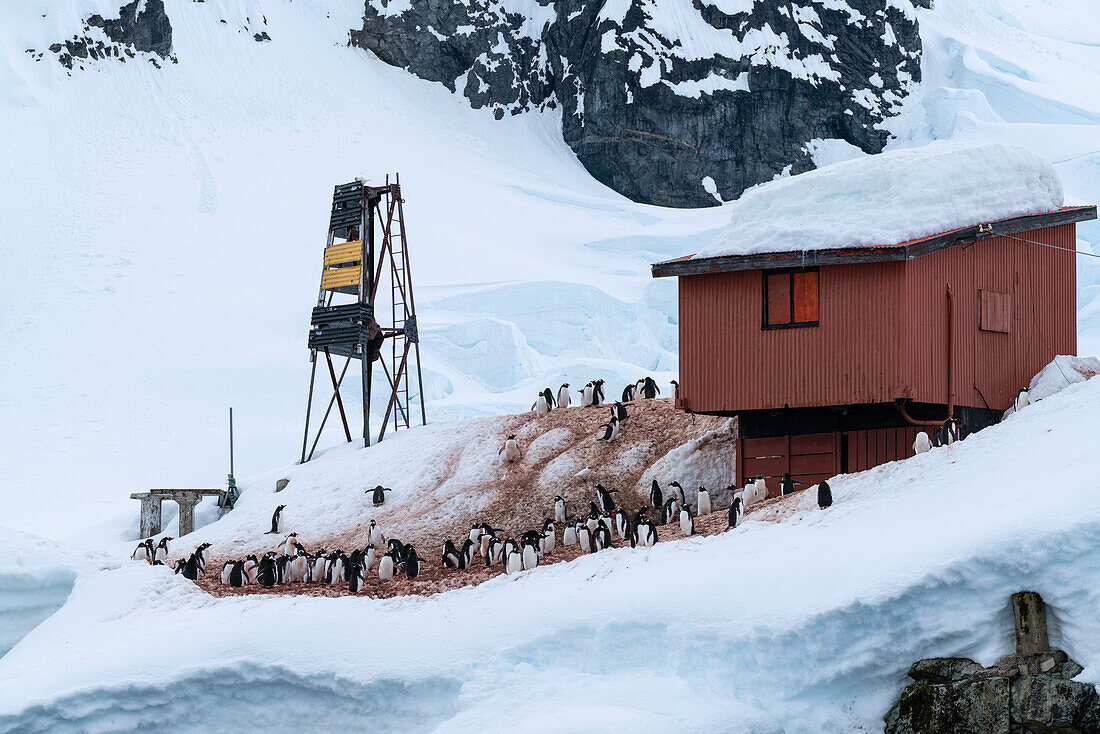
[370,486,392,506]
[368,520,384,548]
[402,547,422,579]
[442,540,462,569]
[636,518,658,548]
[595,521,612,550]
[1014,387,1030,412]
[131,539,154,563]
[479,529,495,562]
[153,537,173,564]
[557,383,572,409]
[580,382,594,407]
[553,495,567,523]
[659,497,679,525]
[670,481,686,505]
[521,539,539,570]
[310,553,326,583]
[641,376,661,399]
[670,380,680,400]
[562,523,578,546]
[575,467,591,480]
[363,545,377,571]
[256,554,278,586]
[595,416,620,441]
[679,505,695,536]
[220,560,233,584]
[282,533,299,556]
[913,431,932,454]
[577,524,593,553]
[452,538,470,569]
[817,480,833,510]
[499,435,522,462]
[184,553,203,580]
[172,558,187,573]
[243,554,259,584]
[327,552,346,584]
[267,505,286,534]
[614,507,629,540]
[697,487,712,516]
[592,379,606,406]
[378,551,395,581]
[194,543,211,573]
[504,547,523,575]
[727,494,744,529]
[541,520,556,555]
[934,418,959,447]
[468,523,482,545]
[533,391,551,416]
[487,537,504,566]
[347,562,366,593]
[611,402,628,423]
[228,560,247,588]
[595,484,618,513]
[751,476,769,504]
[387,538,406,559]
[289,552,309,583]
[621,383,635,402]
[649,480,663,509]
[276,555,289,584]
[780,473,803,496]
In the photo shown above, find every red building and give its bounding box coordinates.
[652,206,1096,495]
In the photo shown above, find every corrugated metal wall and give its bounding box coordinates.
[679,262,906,412]
[679,223,1077,414]
[903,223,1077,410]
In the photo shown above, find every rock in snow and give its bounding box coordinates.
[694,141,1065,258]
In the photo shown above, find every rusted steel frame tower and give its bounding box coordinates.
[300,175,426,462]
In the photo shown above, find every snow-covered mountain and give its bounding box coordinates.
[1,0,1098,544]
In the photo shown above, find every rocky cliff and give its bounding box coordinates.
[351,0,926,206]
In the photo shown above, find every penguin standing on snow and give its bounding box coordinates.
[1014,387,1030,412]
[621,383,636,402]
[780,473,803,496]
[933,418,959,447]
[154,537,173,564]
[817,480,833,510]
[641,376,661,399]
[670,380,680,400]
[697,487,712,516]
[499,435,522,462]
[913,431,932,454]
[679,505,695,536]
[369,486,392,506]
[595,484,618,513]
[557,383,572,409]
[727,494,744,528]
[267,505,286,534]
[442,540,462,569]
[596,416,620,442]
[553,495,567,523]
[650,480,663,509]
[131,539,154,563]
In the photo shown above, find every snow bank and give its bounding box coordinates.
[1027,355,1100,402]
[694,141,1064,258]
[0,528,78,658]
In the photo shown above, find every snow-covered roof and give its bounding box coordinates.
[653,142,1091,276]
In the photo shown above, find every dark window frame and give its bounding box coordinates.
[762,267,820,330]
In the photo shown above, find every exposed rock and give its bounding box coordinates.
[908,658,986,685]
[44,0,173,70]
[350,0,923,207]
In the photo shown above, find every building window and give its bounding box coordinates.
[979,289,1011,333]
[763,268,819,328]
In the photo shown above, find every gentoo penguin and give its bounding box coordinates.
[255,554,275,586]
[541,520,556,555]
[670,380,680,400]
[659,497,679,525]
[268,505,286,534]
[553,495,567,523]
[220,560,234,584]
[402,547,422,579]
[634,516,657,548]
[172,558,187,573]
[611,402,628,423]
[154,537,173,564]
[780,473,803,496]
[456,538,473,568]
[934,418,959,447]
[243,554,259,583]
[727,494,744,528]
[669,481,686,505]
[614,508,629,540]
[592,379,606,406]
[562,523,578,546]
[504,546,523,575]
[131,539,154,563]
[580,382,594,407]
[650,480,663,509]
[289,552,309,583]
[635,378,645,399]
[621,383,635,402]
[347,562,366,593]
[521,538,539,570]
[533,391,551,416]
[387,538,406,560]
[500,435,522,462]
[327,552,346,584]
[595,416,620,441]
[487,537,504,566]
[697,487,712,516]
[817,480,833,510]
[282,533,299,556]
[370,486,392,506]
[276,555,289,584]
[1014,387,1030,412]
[641,376,660,399]
[557,383,572,409]
[442,540,462,569]
[228,560,247,587]
[595,484,618,513]
[595,521,612,551]
[577,524,593,553]
[369,520,385,548]
[378,551,395,581]
[468,522,482,545]
[679,505,695,536]
[184,553,202,580]
[363,545,377,571]
[194,542,212,573]
[309,553,326,583]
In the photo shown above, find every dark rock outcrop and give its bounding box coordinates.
[46,0,173,70]
[351,0,923,207]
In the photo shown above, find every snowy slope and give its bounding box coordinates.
[1,373,1099,732]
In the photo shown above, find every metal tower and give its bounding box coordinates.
[300,175,426,462]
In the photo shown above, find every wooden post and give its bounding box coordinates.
[175,491,201,537]
[136,494,162,539]
[1012,591,1050,656]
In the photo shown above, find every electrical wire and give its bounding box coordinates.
[1003,233,1100,259]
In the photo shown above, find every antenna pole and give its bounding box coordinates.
[229,406,235,477]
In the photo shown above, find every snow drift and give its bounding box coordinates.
[694,141,1064,258]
